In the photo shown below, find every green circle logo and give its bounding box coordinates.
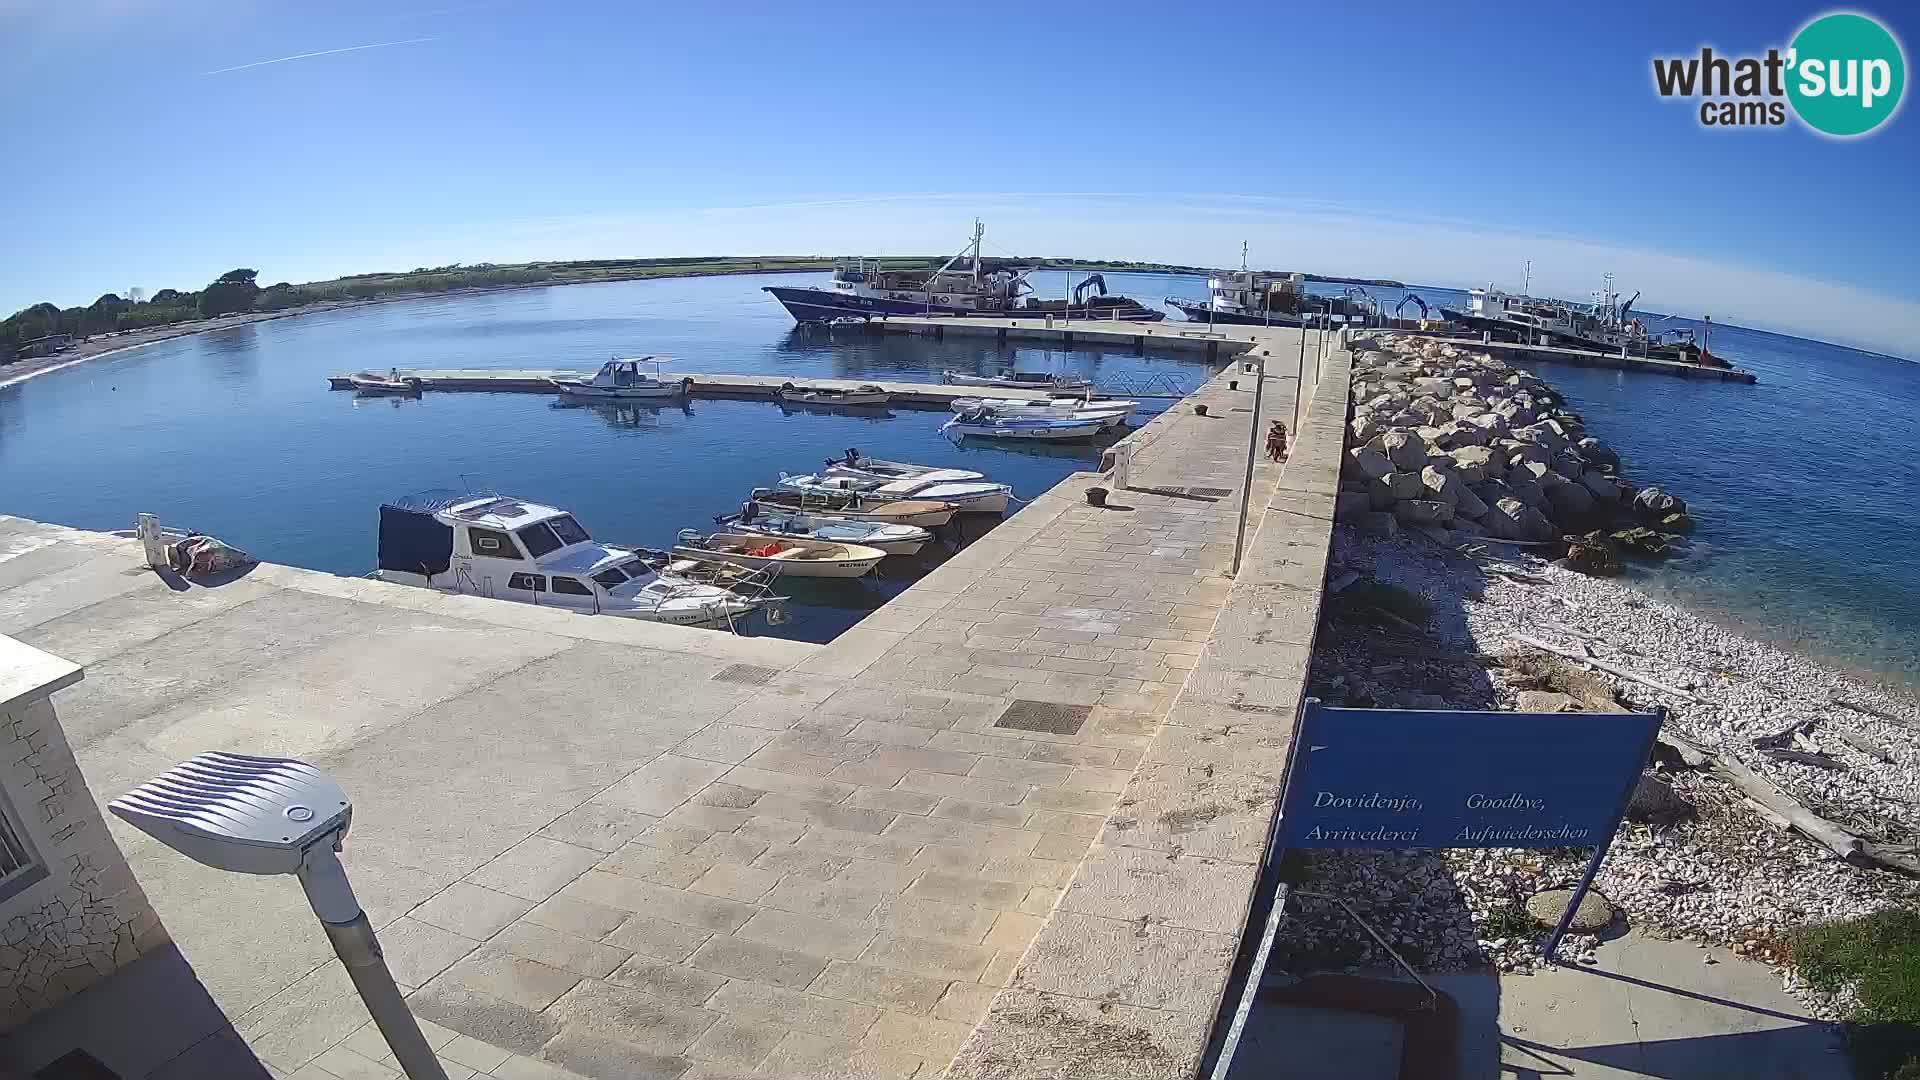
[1788,12,1906,136]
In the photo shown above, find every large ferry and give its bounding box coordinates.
[763,220,1164,323]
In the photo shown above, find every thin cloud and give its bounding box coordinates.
[201,36,433,76]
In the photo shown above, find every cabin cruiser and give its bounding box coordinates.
[777,471,1011,514]
[946,395,1135,429]
[551,357,692,400]
[764,220,1164,323]
[373,491,775,629]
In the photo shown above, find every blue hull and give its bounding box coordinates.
[764,286,1165,324]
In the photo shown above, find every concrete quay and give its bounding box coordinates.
[1374,329,1760,383]
[866,314,1260,361]
[324,370,1064,409]
[2,325,1350,1080]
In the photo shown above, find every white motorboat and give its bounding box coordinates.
[941,369,1092,390]
[716,505,932,555]
[823,449,986,484]
[777,382,892,407]
[942,410,1108,442]
[673,531,888,578]
[550,357,691,400]
[372,491,776,629]
[778,472,1011,514]
[746,487,958,527]
[947,395,1136,429]
[349,370,422,396]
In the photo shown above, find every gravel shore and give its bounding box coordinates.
[1283,336,1920,1012]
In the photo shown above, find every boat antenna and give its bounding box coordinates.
[1523,260,1532,295]
[1241,241,1248,273]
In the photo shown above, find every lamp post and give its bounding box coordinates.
[1230,350,1268,578]
[112,753,449,1080]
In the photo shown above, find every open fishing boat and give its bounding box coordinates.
[372,491,777,629]
[746,487,958,527]
[947,395,1135,429]
[777,382,892,407]
[349,370,422,396]
[778,472,1011,514]
[941,370,1092,391]
[716,505,932,555]
[942,409,1108,442]
[823,449,985,484]
[673,531,887,578]
[551,357,691,400]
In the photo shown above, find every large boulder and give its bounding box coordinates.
[1576,437,1619,468]
[1359,511,1398,537]
[1453,482,1489,520]
[1394,499,1455,527]
[1434,421,1487,449]
[1465,412,1510,439]
[1381,430,1428,472]
[1450,401,1485,422]
[1421,466,1461,508]
[1581,469,1621,502]
[1371,470,1425,503]
[1504,473,1549,510]
[1412,377,1454,400]
[1334,491,1372,519]
[1449,444,1501,480]
[1346,446,1394,480]
[1546,478,1599,525]
[1505,442,1552,469]
[1550,450,1587,480]
[1350,414,1382,443]
[1626,774,1695,824]
[1486,497,1556,542]
[1515,422,1570,454]
[1633,486,1687,519]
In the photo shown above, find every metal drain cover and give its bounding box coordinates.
[995,700,1091,735]
[1187,486,1233,498]
[712,664,778,686]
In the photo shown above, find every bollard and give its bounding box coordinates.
[1229,380,1239,391]
[1086,487,1108,508]
[1195,403,1209,417]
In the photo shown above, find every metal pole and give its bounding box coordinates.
[1229,351,1268,577]
[1543,829,1614,964]
[1293,324,1306,433]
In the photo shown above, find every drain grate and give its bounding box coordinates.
[1187,486,1233,498]
[994,700,1091,735]
[712,664,778,686]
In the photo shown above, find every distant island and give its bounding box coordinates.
[0,255,1404,362]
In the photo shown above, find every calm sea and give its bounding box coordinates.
[2,271,1914,686]
[0,271,1213,643]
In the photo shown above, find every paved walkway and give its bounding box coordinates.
[1,331,1342,1080]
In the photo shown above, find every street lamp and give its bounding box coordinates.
[111,753,449,1080]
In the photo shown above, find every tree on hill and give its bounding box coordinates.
[198,268,260,317]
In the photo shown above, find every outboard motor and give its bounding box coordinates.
[740,500,759,524]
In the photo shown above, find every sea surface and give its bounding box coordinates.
[1,271,1914,687]
[0,271,1213,643]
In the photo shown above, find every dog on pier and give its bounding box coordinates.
[1266,420,1289,462]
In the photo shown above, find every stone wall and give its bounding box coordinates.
[0,642,168,1031]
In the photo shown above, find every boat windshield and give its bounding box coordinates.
[549,515,590,544]
[517,522,564,558]
[591,558,654,590]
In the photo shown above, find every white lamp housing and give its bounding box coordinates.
[110,751,352,875]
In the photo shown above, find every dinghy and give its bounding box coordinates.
[673,531,888,578]
[716,504,932,555]
[947,395,1135,429]
[349,370,422,396]
[747,487,958,527]
[942,409,1108,442]
[778,472,1011,514]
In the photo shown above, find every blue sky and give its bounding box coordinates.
[1,1,1915,354]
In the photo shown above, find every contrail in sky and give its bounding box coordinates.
[201,36,434,76]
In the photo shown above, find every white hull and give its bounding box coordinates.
[350,375,419,395]
[673,533,887,578]
[942,417,1106,442]
[779,389,892,407]
[824,464,985,485]
[553,381,685,400]
[722,515,930,555]
[780,474,1011,514]
[371,571,763,626]
[948,398,1133,429]
[942,370,1092,390]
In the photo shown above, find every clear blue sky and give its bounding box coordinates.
[2,1,1915,354]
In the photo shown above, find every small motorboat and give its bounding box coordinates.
[823,448,986,484]
[350,370,422,396]
[747,487,958,527]
[371,491,778,629]
[947,395,1136,429]
[551,357,691,400]
[942,409,1109,442]
[776,382,892,407]
[778,472,1012,514]
[717,503,932,555]
[942,370,1092,391]
[673,531,888,578]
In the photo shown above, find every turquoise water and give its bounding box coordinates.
[0,271,1214,643]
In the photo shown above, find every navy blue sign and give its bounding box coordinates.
[1279,704,1661,849]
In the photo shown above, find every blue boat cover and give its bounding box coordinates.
[377,489,470,576]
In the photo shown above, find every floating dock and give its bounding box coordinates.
[326,370,1064,408]
[864,314,1258,360]
[1366,329,1759,383]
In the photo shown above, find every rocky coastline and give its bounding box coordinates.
[1286,333,1920,1011]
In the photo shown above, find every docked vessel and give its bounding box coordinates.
[947,395,1135,429]
[349,370,422,396]
[941,370,1092,390]
[1441,277,1732,367]
[942,408,1108,442]
[776,382,892,407]
[372,491,775,628]
[822,450,986,485]
[551,357,692,400]
[673,532,888,579]
[777,472,1011,514]
[715,505,933,556]
[763,220,1165,324]
[1167,255,1374,326]
[746,487,959,527]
